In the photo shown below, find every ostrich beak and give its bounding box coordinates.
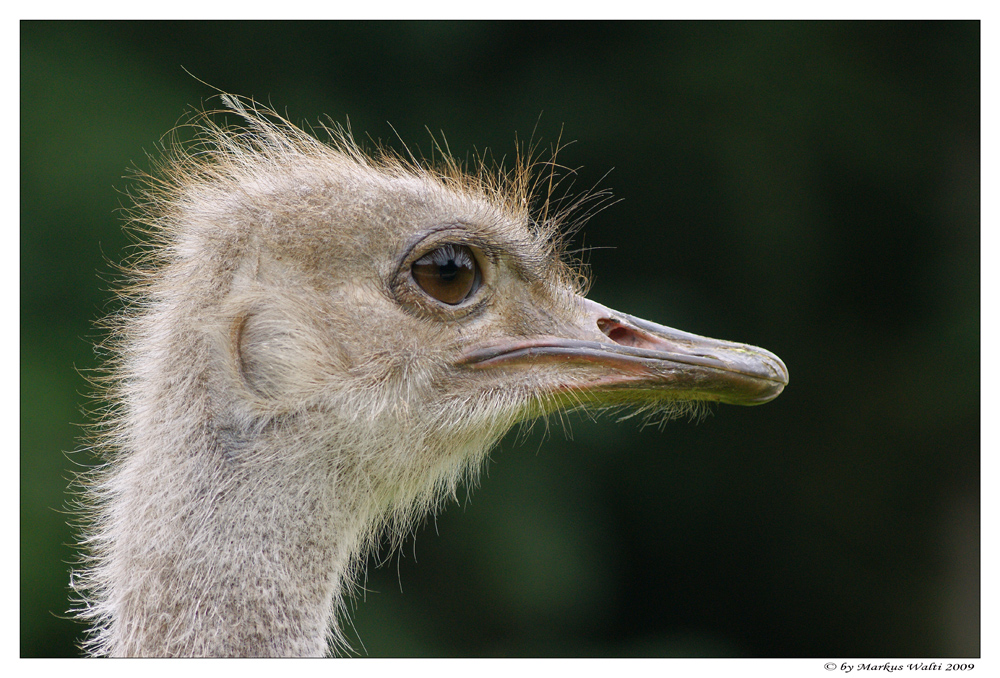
[460,298,788,406]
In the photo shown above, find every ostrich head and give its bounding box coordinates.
[73,95,787,657]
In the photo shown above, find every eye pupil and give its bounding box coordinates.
[411,244,481,305]
[439,260,460,282]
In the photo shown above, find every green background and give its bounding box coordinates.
[21,21,979,657]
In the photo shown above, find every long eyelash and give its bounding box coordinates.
[427,245,470,268]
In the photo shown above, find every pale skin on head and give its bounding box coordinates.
[70,95,788,657]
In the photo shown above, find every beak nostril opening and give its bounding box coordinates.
[597,318,640,347]
[607,327,633,345]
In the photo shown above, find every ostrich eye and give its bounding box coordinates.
[411,244,481,305]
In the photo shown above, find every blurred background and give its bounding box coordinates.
[21,22,979,657]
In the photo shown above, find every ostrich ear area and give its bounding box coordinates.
[232,307,347,402]
[458,298,788,406]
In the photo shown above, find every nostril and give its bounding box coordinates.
[607,327,633,345]
[598,318,640,347]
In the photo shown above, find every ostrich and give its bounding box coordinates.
[71,95,788,657]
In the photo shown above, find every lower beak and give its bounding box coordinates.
[459,298,788,406]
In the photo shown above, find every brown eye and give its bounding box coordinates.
[411,244,481,305]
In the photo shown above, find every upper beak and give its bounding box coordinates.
[458,298,788,406]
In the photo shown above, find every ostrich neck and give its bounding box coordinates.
[101,346,371,656]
